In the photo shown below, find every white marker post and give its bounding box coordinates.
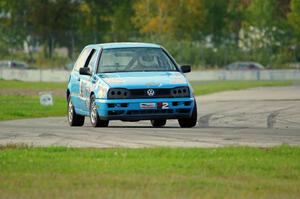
[39,92,54,106]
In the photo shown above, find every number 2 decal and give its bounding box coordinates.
[162,102,169,109]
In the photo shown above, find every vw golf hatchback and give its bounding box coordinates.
[66,42,197,128]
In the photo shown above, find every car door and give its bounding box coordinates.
[79,49,99,113]
[69,48,91,113]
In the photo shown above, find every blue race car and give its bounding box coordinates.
[66,42,197,128]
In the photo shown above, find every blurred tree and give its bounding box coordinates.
[278,0,291,19]
[245,0,278,28]
[202,0,229,41]
[0,0,298,68]
[79,0,111,44]
[132,0,176,36]
[227,0,247,42]
[288,0,300,61]
[0,0,30,51]
[108,0,136,41]
[132,0,206,40]
[173,0,206,40]
[288,0,300,33]
[28,0,80,59]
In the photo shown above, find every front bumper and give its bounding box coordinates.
[95,97,195,120]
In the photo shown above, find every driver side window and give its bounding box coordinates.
[87,50,97,73]
[73,48,91,71]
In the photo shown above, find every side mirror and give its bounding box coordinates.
[79,67,91,76]
[180,65,191,73]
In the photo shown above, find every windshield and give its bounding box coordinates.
[98,47,177,73]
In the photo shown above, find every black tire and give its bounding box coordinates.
[67,96,85,126]
[90,95,109,127]
[178,101,197,128]
[151,119,167,128]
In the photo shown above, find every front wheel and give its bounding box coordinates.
[67,96,85,126]
[151,119,166,127]
[178,101,197,128]
[90,95,109,127]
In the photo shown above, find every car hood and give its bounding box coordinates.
[97,71,188,89]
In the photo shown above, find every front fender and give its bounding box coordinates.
[93,78,110,99]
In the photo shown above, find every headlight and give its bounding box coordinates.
[171,86,190,98]
[107,88,130,99]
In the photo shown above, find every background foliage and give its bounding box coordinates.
[0,0,300,69]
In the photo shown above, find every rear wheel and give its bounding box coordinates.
[151,119,166,128]
[90,95,109,127]
[67,96,85,126]
[178,101,197,128]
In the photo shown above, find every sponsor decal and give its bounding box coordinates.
[105,78,125,84]
[98,86,108,98]
[140,103,156,109]
[145,82,161,86]
[79,80,90,99]
[170,78,186,84]
[79,81,84,98]
[85,98,90,108]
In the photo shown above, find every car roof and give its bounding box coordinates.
[85,42,161,50]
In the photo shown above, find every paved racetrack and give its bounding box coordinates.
[1,86,300,148]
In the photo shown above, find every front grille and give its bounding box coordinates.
[107,87,190,99]
[129,89,172,98]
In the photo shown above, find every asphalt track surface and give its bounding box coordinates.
[1,86,300,148]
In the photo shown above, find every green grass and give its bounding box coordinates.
[191,80,297,96]
[0,96,66,120]
[0,80,295,94]
[0,80,66,90]
[0,146,299,199]
[0,80,66,120]
[0,80,298,121]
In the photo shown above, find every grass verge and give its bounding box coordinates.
[0,80,297,121]
[0,96,66,120]
[0,145,299,199]
[191,80,297,95]
[0,80,296,95]
[0,80,66,90]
